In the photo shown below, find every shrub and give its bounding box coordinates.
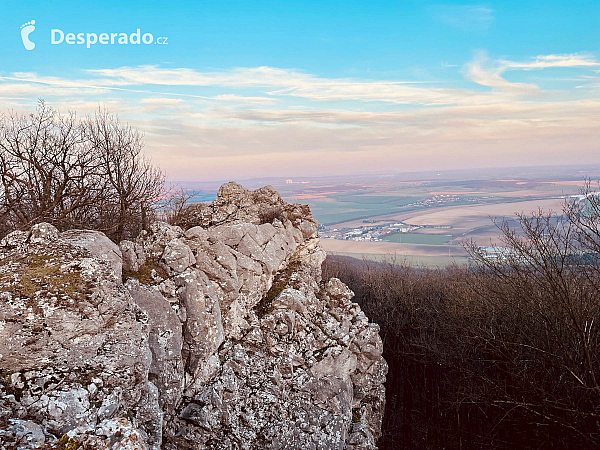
[259,206,286,225]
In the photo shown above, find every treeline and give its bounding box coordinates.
[0,101,165,241]
[324,193,600,449]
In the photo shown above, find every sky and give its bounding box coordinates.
[1,0,599,181]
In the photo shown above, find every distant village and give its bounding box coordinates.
[318,193,471,242]
[319,221,452,242]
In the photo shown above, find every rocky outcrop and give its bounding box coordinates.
[0,182,387,449]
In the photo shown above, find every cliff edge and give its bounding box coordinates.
[0,182,387,449]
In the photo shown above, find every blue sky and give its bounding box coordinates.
[1,1,600,180]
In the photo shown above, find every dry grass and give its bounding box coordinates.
[0,253,92,306]
[123,260,169,285]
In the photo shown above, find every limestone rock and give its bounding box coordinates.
[126,280,184,416]
[0,419,45,449]
[160,238,196,275]
[61,229,123,281]
[0,225,157,449]
[0,183,387,449]
[30,222,59,244]
[120,239,146,272]
[52,418,148,450]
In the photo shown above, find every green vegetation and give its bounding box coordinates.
[56,434,95,450]
[298,177,584,227]
[307,192,429,225]
[336,194,423,206]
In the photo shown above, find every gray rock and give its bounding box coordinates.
[61,229,123,280]
[138,222,184,261]
[30,222,59,244]
[126,280,184,414]
[121,239,147,272]
[0,229,30,247]
[0,183,387,450]
[62,418,148,449]
[45,387,91,434]
[174,268,224,375]
[0,419,46,448]
[161,238,196,275]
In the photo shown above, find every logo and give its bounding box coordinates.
[20,20,36,50]
[51,29,168,48]
[18,20,168,50]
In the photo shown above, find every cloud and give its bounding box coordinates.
[212,94,278,105]
[139,107,600,181]
[2,52,600,180]
[18,57,594,109]
[462,52,600,95]
[85,65,487,106]
[2,56,595,114]
[87,66,309,88]
[0,74,216,100]
[1,68,462,106]
[140,97,184,106]
[139,97,186,113]
[431,4,494,32]
[463,51,541,94]
[501,54,600,70]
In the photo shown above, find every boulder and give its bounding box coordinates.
[61,229,123,281]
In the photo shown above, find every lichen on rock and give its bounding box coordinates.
[0,183,387,449]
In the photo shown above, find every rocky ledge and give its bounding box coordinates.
[0,182,387,449]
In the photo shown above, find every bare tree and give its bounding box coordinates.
[565,179,600,258]
[83,108,164,240]
[162,186,197,227]
[0,101,165,241]
[463,206,600,447]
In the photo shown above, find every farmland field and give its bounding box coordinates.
[274,171,596,266]
[382,232,452,245]
[322,251,469,268]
